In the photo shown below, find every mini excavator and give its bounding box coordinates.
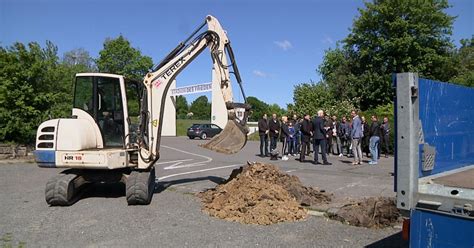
[35,15,250,205]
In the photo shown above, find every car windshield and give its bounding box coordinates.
[191,124,201,128]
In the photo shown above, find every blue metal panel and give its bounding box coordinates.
[410,209,474,248]
[34,150,56,168]
[418,79,474,177]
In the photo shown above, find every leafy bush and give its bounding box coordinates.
[292,82,358,118]
[0,42,73,144]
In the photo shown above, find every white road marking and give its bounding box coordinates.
[333,176,374,191]
[157,164,242,181]
[155,159,194,169]
[160,145,212,170]
[155,159,193,165]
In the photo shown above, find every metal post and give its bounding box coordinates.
[396,73,420,211]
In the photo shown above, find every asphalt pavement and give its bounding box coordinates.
[0,137,407,247]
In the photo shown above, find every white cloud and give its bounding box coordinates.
[322,35,334,45]
[253,70,267,78]
[274,40,293,51]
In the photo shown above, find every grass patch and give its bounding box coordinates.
[1,233,12,246]
[248,131,260,141]
[182,191,196,196]
[176,119,209,136]
[164,186,178,192]
[1,233,25,248]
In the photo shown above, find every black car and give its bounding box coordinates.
[187,123,222,139]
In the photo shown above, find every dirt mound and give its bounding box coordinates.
[330,197,401,228]
[198,162,332,225]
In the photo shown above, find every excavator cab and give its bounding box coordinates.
[72,73,142,149]
[74,74,126,147]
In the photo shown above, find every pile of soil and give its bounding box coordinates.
[330,197,401,228]
[197,162,332,225]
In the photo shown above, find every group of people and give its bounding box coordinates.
[257,110,391,165]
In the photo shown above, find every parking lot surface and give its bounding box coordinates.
[0,137,406,247]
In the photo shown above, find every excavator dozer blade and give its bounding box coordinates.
[200,120,248,154]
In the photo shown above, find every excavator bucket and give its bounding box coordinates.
[200,119,248,154]
[200,103,250,154]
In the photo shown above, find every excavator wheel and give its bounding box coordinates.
[45,171,83,206]
[125,167,155,205]
[200,120,248,154]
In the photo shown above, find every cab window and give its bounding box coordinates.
[73,76,94,116]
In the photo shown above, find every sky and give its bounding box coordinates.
[1,0,473,108]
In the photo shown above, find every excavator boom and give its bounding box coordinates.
[138,15,250,169]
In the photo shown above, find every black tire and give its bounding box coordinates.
[45,173,78,206]
[126,167,155,205]
[189,136,195,139]
[200,132,207,140]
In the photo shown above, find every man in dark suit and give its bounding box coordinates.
[312,110,331,165]
[324,115,332,155]
[299,114,312,162]
[269,113,281,152]
[362,116,370,158]
[257,113,269,157]
[381,117,390,158]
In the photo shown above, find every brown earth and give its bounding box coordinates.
[197,162,332,225]
[329,197,401,228]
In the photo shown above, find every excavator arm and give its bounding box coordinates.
[137,15,250,169]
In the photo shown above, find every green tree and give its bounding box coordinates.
[267,103,286,117]
[450,37,474,86]
[246,96,269,121]
[292,82,331,116]
[60,48,97,106]
[0,41,72,143]
[96,35,153,81]
[62,48,95,70]
[176,95,189,119]
[292,82,356,117]
[189,96,210,120]
[317,0,457,110]
[286,103,296,117]
[318,46,356,101]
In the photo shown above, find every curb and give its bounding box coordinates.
[0,159,35,164]
[307,209,327,217]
